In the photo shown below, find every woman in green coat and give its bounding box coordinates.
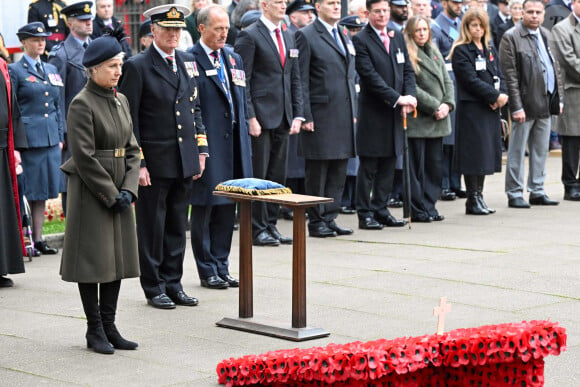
[404,15,455,222]
[60,35,140,354]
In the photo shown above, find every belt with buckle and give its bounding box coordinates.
[94,148,126,158]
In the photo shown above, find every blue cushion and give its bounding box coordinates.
[215,178,292,195]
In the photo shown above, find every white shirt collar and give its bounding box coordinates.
[200,40,219,60]
[317,18,338,34]
[260,15,282,32]
[153,41,175,59]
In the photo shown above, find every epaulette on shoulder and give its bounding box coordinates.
[48,43,64,57]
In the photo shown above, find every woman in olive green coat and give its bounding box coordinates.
[60,35,140,354]
[404,15,455,222]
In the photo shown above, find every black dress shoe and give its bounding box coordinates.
[508,197,530,208]
[147,293,176,309]
[0,276,14,288]
[386,198,403,208]
[440,189,457,201]
[309,223,337,238]
[34,240,58,254]
[564,190,580,201]
[431,214,445,221]
[358,217,384,230]
[253,230,280,246]
[340,206,356,214]
[269,226,292,244]
[219,274,239,287]
[169,290,200,306]
[529,194,559,206]
[201,275,229,289]
[375,214,407,227]
[327,221,353,235]
[451,188,467,198]
[411,214,432,222]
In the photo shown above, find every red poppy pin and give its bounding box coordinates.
[26,75,37,83]
[229,54,236,67]
[282,23,287,32]
[343,26,348,36]
[388,30,395,38]
[434,56,438,60]
[489,52,494,62]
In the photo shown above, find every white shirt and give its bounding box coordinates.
[260,16,286,54]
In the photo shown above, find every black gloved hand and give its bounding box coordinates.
[111,190,133,213]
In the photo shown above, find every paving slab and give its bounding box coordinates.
[1,155,578,386]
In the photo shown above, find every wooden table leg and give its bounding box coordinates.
[238,200,253,318]
[292,207,307,328]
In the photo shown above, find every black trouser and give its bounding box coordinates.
[304,159,348,227]
[190,204,235,280]
[408,137,444,218]
[136,177,192,299]
[561,135,580,188]
[250,123,289,237]
[356,156,396,219]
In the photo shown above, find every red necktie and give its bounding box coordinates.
[275,28,286,67]
[380,31,390,54]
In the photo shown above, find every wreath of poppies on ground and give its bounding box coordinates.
[217,320,566,386]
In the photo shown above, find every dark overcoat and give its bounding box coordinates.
[119,47,208,179]
[452,42,504,175]
[352,25,416,158]
[295,19,356,160]
[188,44,253,206]
[60,79,140,283]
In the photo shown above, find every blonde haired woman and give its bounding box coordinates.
[403,15,455,222]
[449,8,508,215]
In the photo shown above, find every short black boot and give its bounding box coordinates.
[100,280,138,350]
[476,176,495,214]
[465,175,489,215]
[78,283,114,354]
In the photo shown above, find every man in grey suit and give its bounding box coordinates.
[550,0,580,201]
[234,0,304,247]
[295,0,356,238]
[500,0,560,208]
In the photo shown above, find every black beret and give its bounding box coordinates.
[17,22,52,40]
[240,10,262,29]
[139,19,153,38]
[61,2,93,20]
[339,15,365,30]
[286,0,315,15]
[82,36,122,67]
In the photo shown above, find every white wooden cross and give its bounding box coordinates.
[433,297,452,335]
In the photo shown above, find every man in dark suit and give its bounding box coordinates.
[48,1,93,216]
[119,4,208,309]
[28,0,69,60]
[352,0,416,230]
[234,0,304,246]
[295,0,356,238]
[91,0,132,59]
[188,5,253,289]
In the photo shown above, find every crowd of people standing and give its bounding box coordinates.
[1,0,578,354]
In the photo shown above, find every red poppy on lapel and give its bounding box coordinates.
[229,54,236,67]
[489,52,494,62]
[282,23,287,32]
[388,30,395,38]
[26,75,37,83]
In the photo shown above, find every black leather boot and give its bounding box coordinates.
[78,283,114,354]
[465,175,489,215]
[100,281,138,350]
[476,176,495,213]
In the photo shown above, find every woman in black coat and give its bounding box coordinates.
[450,7,508,215]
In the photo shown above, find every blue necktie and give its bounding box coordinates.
[532,33,555,94]
[332,28,346,56]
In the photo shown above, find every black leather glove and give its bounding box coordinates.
[111,190,133,213]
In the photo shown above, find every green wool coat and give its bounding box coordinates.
[407,44,455,139]
[60,79,140,283]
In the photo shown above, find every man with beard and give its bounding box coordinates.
[388,0,408,31]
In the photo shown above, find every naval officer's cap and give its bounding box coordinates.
[143,4,190,28]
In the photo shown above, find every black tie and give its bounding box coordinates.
[36,62,44,76]
[82,42,88,49]
[166,55,177,75]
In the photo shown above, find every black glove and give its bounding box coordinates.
[111,190,133,213]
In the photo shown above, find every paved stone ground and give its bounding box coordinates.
[0,155,578,386]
